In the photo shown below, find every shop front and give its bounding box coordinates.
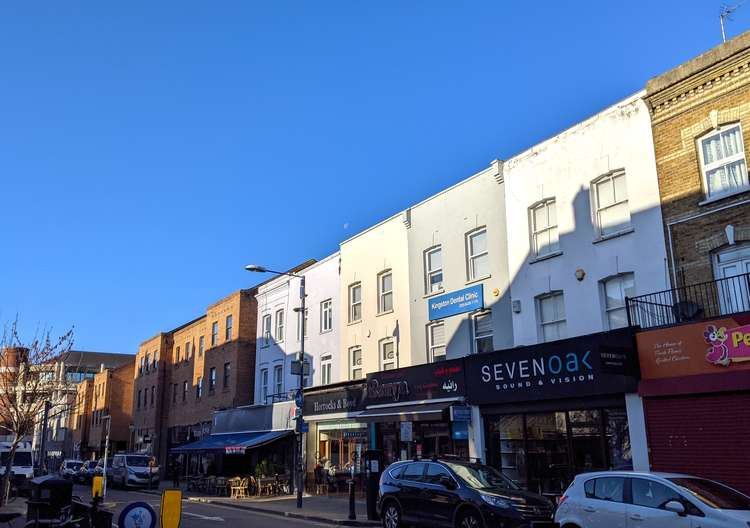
[636,313,750,494]
[360,359,470,465]
[465,328,641,498]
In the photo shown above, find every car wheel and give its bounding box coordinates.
[381,501,401,528]
[456,510,483,528]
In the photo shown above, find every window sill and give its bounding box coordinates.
[423,289,445,299]
[465,274,491,286]
[376,309,395,318]
[529,250,563,264]
[698,187,750,206]
[347,320,362,327]
[320,329,333,335]
[592,227,634,244]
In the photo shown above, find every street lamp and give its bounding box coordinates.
[101,415,111,499]
[246,264,306,510]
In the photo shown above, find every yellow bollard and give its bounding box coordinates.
[92,476,103,499]
[160,489,182,528]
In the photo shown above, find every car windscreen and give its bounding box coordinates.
[1,452,32,467]
[67,462,83,470]
[670,478,750,510]
[126,456,151,467]
[444,462,519,490]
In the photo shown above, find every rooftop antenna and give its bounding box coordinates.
[720,3,742,43]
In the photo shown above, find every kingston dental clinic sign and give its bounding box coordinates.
[428,284,484,321]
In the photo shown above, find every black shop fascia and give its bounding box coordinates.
[358,359,470,464]
[464,327,640,495]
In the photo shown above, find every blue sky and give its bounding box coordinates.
[2,1,748,353]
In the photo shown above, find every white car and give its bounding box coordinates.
[555,471,750,528]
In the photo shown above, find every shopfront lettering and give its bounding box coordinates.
[366,378,410,402]
[480,351,592,382]
[312,397,359,413]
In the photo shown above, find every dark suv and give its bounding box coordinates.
[378,458,556,528]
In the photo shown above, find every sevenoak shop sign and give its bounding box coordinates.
[465,327,638,405]
[428,284,484,321]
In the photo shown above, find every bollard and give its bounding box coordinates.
[348,479,356,520]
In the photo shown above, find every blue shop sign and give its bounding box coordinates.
[428,284,484,321]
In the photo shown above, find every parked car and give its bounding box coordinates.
[59,459,83,480]
[77,460,98,483]
[555,471,750,528]
[110,454,159,488]
[378,458,555,528]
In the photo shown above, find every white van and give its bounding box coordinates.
[0,441,34,484]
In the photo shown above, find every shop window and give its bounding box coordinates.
[536,291,566,342]
[466,228,489,280]
[713,244,750,314]
[472,311,493,354]
[592,171,631,237]
[529,199,559,257]
[428,322,446,362]
[320,355,332,385]
[698,123,748,199]
[349,346,362,380]
[425,246,443,293]
[601,273,635,330]
[349,283,362,323]
[378,271,393,313]
[380,339,396,370]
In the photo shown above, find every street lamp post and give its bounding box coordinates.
[102,415,111,500]
[246,264,306,509]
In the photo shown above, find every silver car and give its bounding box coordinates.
[555,471,750,528]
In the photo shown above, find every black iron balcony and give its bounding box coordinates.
[626,271,750,330]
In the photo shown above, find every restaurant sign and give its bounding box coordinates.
[637,314,750,379]
[465,327,638,405]
[364,358,465,406]
[304,383,365,416]
[428,284,484,321]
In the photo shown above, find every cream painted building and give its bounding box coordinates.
[338,213,412,381]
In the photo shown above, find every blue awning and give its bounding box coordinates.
[171,430,292,454]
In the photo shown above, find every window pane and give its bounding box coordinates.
[429,271,443,292]
[352,303,362,321]
[599,202,630,235]
[596,178,615,208]
[382,292,393,312]
[470,230,487,255]
[605,277,624,310]
[352,285,361,303]
[472,253,490,278]
[593,477,625,502]
[432,346,447,360]
[547,201,557,226]
[632,479,682,509]
[381,273,392,292]
[539,296,556,322]
[430,323,445,346]
[703,133,723,164]
[607,308,628,330]
[428,248,442,271]
[613,173,628,202]
[476,336,493,354]
[534,205,548,230]
[475,312,492,335]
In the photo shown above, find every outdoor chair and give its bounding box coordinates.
[215,477,228,496]
[247,476,257,496]
[205,476,216,495]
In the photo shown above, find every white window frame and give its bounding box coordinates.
[472,310,493,354]
[424,246,443,294]
[273,364,283,396]
[320,355,332,385]
[349,346,362,380]
[349,282,362,323]
[378,270,393,313]
[591,170,631,237]
[466,227,489,281]
[275,309,285,342]
[262,314,272,346]
[380,338,396,370]
[536,291,567,343]
[601,272,636,330]
[697,123,749,199]
[529,198,559,257]
[321,299,333,333]
[260,368,268,402]
[427,321,446,363]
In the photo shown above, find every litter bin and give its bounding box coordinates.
[363,449,383,521]
[26,475,73,522]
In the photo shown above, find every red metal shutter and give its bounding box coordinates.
[644,392,750,495]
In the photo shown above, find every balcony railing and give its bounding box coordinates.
[263,392,292,405]
[627,271,750,330]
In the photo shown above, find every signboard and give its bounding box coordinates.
[291,360,310,376]
[451,421,469,440]
[449,405,472,422]
[294,389,304,408]
[364,359,465,406]
[160,490,182,528]
[296,419,309,433]
[120,502,157,528]
[400,421,413,442]
[428,285,484,321]
[637,314,750,379]
[303,383,365,416]
[464,327,638,405]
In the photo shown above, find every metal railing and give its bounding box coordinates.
[263,392,292,405]
[627,271,750,330]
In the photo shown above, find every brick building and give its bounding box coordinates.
[645,30,750,291]
[131,288,259,469]
[69,379,92,459]
[88,362,134,458]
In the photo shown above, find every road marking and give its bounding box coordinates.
[183,512,224,521]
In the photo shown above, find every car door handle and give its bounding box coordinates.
[629,514,644,521]
[583,506,596,512]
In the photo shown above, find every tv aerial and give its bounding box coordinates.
[720,3,743,43]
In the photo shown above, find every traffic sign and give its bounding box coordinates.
[294,389,303,408]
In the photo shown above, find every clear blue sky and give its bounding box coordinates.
[2,1,748,353]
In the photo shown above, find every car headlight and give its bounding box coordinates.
[480,494,511,509]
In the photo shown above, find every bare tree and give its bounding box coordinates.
[0,319,74,505]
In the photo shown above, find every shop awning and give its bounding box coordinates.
[171,430,292,454]
[357,401,453,422]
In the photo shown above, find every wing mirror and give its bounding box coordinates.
[439,475,456,490]
[664,500,686,516]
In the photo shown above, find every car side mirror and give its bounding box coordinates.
[439,475,456,490]
[664,500,686,516]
